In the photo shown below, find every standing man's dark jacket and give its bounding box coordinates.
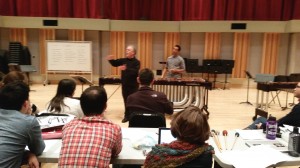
[108,57,140,109]
[109,57,140,87]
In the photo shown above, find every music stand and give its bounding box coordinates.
[20,65,37,85]
[240,70,253,105]
[70,75,93,92]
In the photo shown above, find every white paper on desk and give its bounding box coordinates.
[221,145,290,168]
[283,124,300,133]
[37,115,75,129]
[42,140,61,153]
[236,129,265,140]
[122,129,158,150]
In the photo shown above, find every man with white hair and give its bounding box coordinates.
[107,45,140,122]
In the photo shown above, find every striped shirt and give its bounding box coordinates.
[58,115,122,168]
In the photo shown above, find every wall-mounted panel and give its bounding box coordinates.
[1,16,109,30]
[110,20,179,32]
[286,20,300,32]
[180,21,286,33]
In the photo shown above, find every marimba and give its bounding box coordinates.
[99,77,212,111]
[255,82,297,119]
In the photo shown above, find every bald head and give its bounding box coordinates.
[126,45,136,58]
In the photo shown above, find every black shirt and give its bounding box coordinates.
[109,57,140,87]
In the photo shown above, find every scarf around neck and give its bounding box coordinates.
[144,140,214,168]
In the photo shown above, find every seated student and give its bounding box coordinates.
[125,68,173,122]
[0,81,45,167]
[1,70,39,114]
[144,106,214,168]
[45,78,84,118]
[58,86,122,167]
[246,82,300,129]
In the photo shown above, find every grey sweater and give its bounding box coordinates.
[0,109,45,167]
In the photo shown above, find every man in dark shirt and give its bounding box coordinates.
[246,82,300,129]
[107,45,140,122]
[126,68,173,120]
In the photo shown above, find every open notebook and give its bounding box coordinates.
[158,128,177,144]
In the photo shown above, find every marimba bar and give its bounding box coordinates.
[99,77,212,110]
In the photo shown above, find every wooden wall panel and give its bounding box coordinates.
[110,31,125,76]
[39,29,55,74]
[261,33,280,74]
[232,33,250,78]
[164,32,180,59]
[138,32,152,69]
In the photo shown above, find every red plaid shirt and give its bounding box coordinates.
[58,115,122,168]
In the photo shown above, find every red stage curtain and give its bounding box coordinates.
[29,0,48,17]
[253,0,283,20]
[46,0,58,17]
[15,0,29,16]
[0,0,16,16]
[281,0,293,20]
[108,0,123,19]
[226,0,255,20]
[73,0,88,18]
[72,0,101,18]
[293,0,300,19]
[183,0,212,20]
[0,0,299,20]
[57,0,72,17]
[212,0,227,20]
[149,0,165,20]
[88,0,101,18]
[164,0,182,21]
[141,1,151,20]
[124,0,141,20]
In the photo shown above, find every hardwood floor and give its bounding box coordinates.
[28,82,298,168]
[31,83,294,130]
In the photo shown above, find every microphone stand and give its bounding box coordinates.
[240,71,253,105]
[107,84,121,100]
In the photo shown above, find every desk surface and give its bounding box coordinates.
[211,129,300,168]
[38,128,157,165]
[38,128,300,167]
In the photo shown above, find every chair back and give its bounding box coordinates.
[129,113,166,128]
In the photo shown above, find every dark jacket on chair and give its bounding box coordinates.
[126,86,173,118]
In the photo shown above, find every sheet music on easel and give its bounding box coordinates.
[70,75,93,86]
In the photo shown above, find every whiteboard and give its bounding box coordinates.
[46,41,92,72]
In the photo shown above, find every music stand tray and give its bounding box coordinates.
[70,75,93,92]
[20,65,37,72]
[240,71,253,105]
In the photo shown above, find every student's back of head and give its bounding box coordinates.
[171,106,210,145]
[48,79,76,112]
[138,68,154,86]
[56,79,76,97]
[80,86,107,116]
[0,81,29,111]
[2,71,27,86]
